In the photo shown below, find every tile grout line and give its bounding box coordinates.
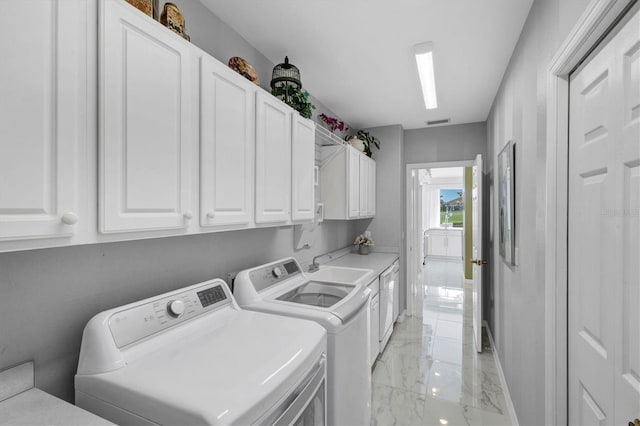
[484,320,520,426]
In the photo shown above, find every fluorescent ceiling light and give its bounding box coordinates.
[414,42,438,109]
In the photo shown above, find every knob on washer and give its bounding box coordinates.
[167,300,185,317]
[272,266,284,278]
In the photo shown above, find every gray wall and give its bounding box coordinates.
[404,122,487,163]
[0,0,360,403]
[485,0,591,424]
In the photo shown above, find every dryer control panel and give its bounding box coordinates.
[108,280,230,348]
[249,259,301,292]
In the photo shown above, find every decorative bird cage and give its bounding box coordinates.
[270,56,301,103]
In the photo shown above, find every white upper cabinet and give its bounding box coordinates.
[0,1,86,245]
[359,155,369,218]
[255,92,292,224]
[99,0,194,233]
[369,160,376,216]
[199,55,254,228]
[348,147,361,218]
[291,115,316,222]
[320,145,375,220]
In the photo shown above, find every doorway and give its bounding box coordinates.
[567,4,639,424]
[545,0,639,423]
[405,158,484,351]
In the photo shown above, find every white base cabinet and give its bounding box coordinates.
[320,145,375,220]
[368,278,380,367]
[427,229,463,258]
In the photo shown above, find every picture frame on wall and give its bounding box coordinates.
[498,140,516,266]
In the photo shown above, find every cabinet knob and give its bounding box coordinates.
[206,212,215,219]
[61,212,78,225]
[183,211,193,220]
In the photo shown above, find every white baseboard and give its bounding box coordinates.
[484,320,519,426]
[396,310,406,323]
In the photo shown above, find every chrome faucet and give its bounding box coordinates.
[308,252,333,273]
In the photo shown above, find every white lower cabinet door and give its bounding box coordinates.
[291,115,315,222]
[99,0,194,233]
[199,55,254,228]
[255,92,292,224]
[370,292,380,367]
[0,1,85,243]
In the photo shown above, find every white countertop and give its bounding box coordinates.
[325,252,399,277]
[0,388,114,426]
[0,362,113,426]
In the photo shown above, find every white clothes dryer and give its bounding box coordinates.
[234,258,372,426]
[75,279,327,426]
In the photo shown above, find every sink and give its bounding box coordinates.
[307,266,374,285]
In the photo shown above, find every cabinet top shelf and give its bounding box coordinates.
[315,125,348,147]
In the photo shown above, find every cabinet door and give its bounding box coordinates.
[430,233,448,256]
[447,231,463,258]
[347,147,360,218]
[100,0,193,233]
[291,115,315,222]
[370,293,380,366]
[359,155,369,217]
[369,159,376,216]
[255,92,292,224]
[200,56,254,227]
[0,1,85,241]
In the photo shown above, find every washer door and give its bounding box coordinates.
[276,282,354,308]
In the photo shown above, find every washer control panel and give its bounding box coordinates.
[249,259,301,292]
[108,281,229,348]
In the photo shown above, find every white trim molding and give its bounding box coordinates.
[544,1,635,424]
[485,321,519,426]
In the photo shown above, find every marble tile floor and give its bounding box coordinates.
[371,259,512,426]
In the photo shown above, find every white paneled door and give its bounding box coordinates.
[200,55,254,228]
[471,155,484,353]
[100,0,193,233]
[0,1,85,241]
[568,6,640,425]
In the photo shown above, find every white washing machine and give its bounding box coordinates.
[75,278,327,426]
[234,258,372,426]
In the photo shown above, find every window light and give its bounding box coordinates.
[414,42,438,109]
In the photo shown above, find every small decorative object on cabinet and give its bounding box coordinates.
[318,113,348,137]
[228,57,261,85]
[125,0,153,16]
[346,136,365,152]
[270,57,315,118]
[354,231,374,255]
[270,56,301,98]
[354,130,381,157]
[160,2,189,41]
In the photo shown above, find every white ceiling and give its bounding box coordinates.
[199,1,533,130]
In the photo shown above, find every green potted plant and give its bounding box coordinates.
[271,84,315,119]
[353,130,381,157]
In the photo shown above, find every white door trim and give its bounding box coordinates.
[405,160,475,317]
[544,1,635,424]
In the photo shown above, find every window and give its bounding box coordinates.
[439,188,464,227]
